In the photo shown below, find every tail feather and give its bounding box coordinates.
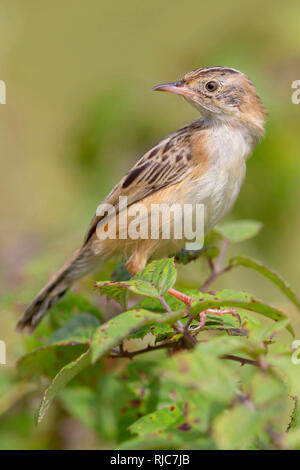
[16,277,71,332]
[17,245,95,332]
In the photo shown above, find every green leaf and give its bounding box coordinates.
[59,378,128,441]
[59,387,96,429]
[94,280,159,309]
[49,291,102,329]
[158,337,244,402]
[250,371,287,406]
[287,396,300,432]
[18,344,88,379]
[94,280,129,309]
[48,313,100,345]
[129,404,184,435]
[117,435,182,450]
[110,261,131,282]
[0,371,35,416]
[137,294,181,313]
[190,289,293,336]
[127,322,174,341]
[94,259,177,309]
[133,258,177,295]
[213,404,268,449]
[91,308,183,363]
[118,430,210,450]
[214,220,263,243]
[284,427,300,450]
[229,256,300,312]
[258,318,291,342]
[36,349,91,425]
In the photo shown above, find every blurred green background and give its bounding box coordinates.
[1,0,300,449]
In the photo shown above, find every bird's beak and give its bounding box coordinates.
[153,80,192,97]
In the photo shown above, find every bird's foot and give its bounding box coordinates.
[190,308,241,331]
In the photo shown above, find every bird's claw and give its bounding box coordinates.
[191,308,241,331]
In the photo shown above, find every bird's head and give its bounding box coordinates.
[154,66,267,137]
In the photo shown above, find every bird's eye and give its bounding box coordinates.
[205,81,218,92]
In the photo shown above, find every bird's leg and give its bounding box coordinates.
[191,308,241,331]
[168,288,193,307]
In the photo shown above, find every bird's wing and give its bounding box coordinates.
[83,120,204,244]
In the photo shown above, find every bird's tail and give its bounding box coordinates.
[17,244,96,332]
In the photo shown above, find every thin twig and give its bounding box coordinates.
[174,320,197,348]
[110,342,264,368]
[158,294,172,313]
[109,340,180,359]
[220,354,261,367]
[184,315,194,333]
[200,239,231,291]
[215,238,230,272]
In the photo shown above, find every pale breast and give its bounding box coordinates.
[186,124,251,233]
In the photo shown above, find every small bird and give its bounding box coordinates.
[17,66,267,332]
